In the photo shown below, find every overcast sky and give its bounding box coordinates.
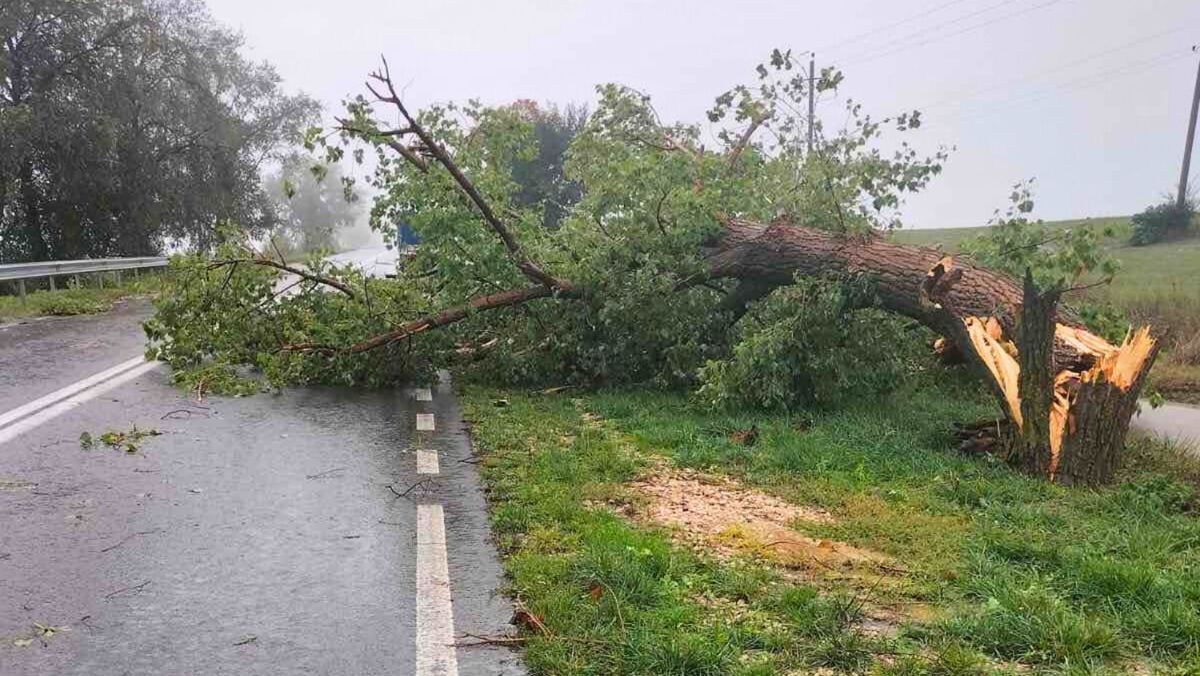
[205,0,1199,229]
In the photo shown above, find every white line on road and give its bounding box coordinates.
[416,413,435,432]
[416,449,440,475]
[0,359,160,445]
[416,503,459,676]
[0,355,146,430]
[414,387,433,402]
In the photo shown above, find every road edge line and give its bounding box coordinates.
[0,360,160,445]
[0,355,146,430]
[416,503,459,676]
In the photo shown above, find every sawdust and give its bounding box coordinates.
[630,468,892,579]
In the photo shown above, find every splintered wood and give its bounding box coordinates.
[961,313,1157,478]
[964,316,1022,426]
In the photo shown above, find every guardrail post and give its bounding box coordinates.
[18,279,26,304]
[115,270,122,286]
[48,275,56,291]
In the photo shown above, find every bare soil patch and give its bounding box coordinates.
[630,468,891,579]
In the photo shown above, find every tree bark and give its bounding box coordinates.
[706,219,1095,371]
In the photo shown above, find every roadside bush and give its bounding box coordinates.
[695,276,927,412]
[1130,200,1195,246]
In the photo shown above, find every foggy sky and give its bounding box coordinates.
[206,0,1200,229]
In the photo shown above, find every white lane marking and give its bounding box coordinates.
[416,413,435,432]
[0,355,145,429]
[414,387,433,402]
[0,360,160,445]
[416,449,440,475]
[416,504,459,676]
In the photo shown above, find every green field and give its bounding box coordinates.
[892,217,1198,304]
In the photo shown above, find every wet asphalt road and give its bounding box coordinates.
[0,307,523,675]
[1132,400,1200,451]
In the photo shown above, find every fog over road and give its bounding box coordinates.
[0,301,523,675]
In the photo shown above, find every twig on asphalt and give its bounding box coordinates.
[377,520,405,526]
[160,408,210,420]
[305,467,347,480]
[99,529,162,553]
[104,580,151,600]
[387,479,431,499]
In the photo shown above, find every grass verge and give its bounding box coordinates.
[0,273,164,321]
[463,374,1200,674]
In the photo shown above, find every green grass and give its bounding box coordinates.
[464,375,1200,674]
[0,273,164,321]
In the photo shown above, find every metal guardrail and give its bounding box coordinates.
[0,256,168,297]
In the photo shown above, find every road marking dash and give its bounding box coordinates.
[416,413,435,432]
[414,387,433,402]
[416,449,439,475]
[416,503,459,676]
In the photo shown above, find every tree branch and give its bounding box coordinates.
[364,57,563,290]
[281,284,578,355]
[727,115,767,169]
[334,117,428,172]
[209,258,356,299]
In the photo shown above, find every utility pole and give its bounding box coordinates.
[1178,47,1200,209]
[806,53,816,153]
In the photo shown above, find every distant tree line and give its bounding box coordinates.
[0,0,318,262]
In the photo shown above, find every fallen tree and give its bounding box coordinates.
[149,51,1158,485]
[703,219,1158,485]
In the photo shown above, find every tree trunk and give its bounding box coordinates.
[706,219,1160,485]
[18,160,49,262]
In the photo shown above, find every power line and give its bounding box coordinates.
[919,25,1190,111]
[940,47,1195,123]
[817,0,978,56]
[840,0,1069,67]
[834,0,1018,62]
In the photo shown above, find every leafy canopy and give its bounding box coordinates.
[149,50,948,405]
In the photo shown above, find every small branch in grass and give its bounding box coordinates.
[455,633,528,647]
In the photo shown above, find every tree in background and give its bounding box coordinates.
[506,100,587,229]
[0,0,318,262]
[264,154,362,256]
